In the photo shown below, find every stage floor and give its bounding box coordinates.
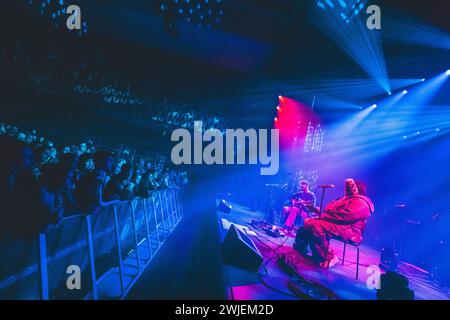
[218,200,450,300]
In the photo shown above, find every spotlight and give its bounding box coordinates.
[402,90,408,95]
[446,70,450,76]
[421,78,426,82]
[278,95,285,102]
[372,104,378,108]
[276,106,281,111]
[388,92,392,95]
[274,117,278,122]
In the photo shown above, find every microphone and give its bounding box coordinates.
[319,184,335,189]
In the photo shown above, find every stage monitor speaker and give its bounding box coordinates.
[221,224,263,272]
[217,199,232,213]
[377,271,415,300]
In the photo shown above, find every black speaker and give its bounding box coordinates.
[377,271,415,300]
[217,199,232,213]
[221,224,263,272]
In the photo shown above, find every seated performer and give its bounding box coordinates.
[282,180,316,229]
[294,178,374,268]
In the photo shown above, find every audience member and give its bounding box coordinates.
[0,122,188,239]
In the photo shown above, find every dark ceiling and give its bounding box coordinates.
[5,1,449,76]
[386,0,450,32]
[2,0,449,117]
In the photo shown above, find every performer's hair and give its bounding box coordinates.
[300,179,309,186]
[355,181,367,196]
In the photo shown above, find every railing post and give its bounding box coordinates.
[37,233,49,300]
[176,189,183,219]
[113,206,125,297]
[158,191,167,241]
[152,193,161,247]
[85,215,98,300]
[169,189,177,225]
[173,189,180,221]
[169,190,175,227]
[175,189,181,221]
[130,201,141,272]
[163,189,173,230]
[175,189,183,220]
[143,198,153,259]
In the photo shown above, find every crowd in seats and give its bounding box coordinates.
[125,101,248,135]
[1,43,249,136]
[0,123,188,240]
[0,41,131,98]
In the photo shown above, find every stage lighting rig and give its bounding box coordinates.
[314,0,370,23]
[159,0,224,32]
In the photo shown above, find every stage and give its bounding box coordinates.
[218,200,450,300]
[1,0,450,305]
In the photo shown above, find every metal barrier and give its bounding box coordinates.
[0,188,184,300]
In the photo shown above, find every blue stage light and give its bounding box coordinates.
[446,70,450,76]
[324,0,335,8]
[402,90,408,95]
[312,1,390,93]
[318,1,327,9]
[161,0,224,29]
[338,0,347,8]
[384,15,450,50]
[318,70,450,177]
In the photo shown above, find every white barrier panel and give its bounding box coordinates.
[0,188,184,300]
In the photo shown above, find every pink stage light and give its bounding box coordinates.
[275,96,321,150]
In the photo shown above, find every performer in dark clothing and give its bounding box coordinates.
[294,178,374,268]
[283,180,316,228]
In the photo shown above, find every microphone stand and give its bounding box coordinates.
[318,187,331,219]
[264,184,286,224]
